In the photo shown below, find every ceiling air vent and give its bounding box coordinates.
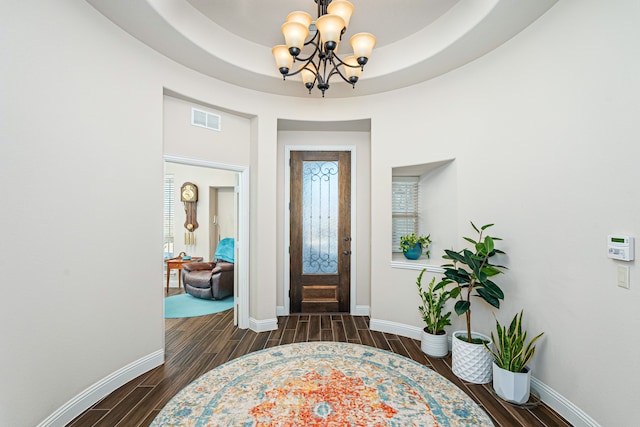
[191,108,221,131]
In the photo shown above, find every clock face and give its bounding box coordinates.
[181,183,198,202]
[182,188,194,201]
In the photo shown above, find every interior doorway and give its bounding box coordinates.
[163,155,249,329]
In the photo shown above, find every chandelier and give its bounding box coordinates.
[272,0,376,97]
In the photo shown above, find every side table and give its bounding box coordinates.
[165,257,203,293]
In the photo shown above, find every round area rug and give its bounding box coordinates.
[164,294,234,319]
[151,342,494,426]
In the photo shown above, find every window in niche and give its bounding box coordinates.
[391,176,420,253]
[390,159,456,266]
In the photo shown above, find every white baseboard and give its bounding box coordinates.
[276,305,287,316]
[370,318,598,427]
[369,317,423,340]
[37,349,164,427]
[531,377,600,427]
[353,305,370,316]
[250,317,278,332]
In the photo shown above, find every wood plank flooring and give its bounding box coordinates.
[68,290,572,427]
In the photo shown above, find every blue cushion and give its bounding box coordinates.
[215,238,234,263]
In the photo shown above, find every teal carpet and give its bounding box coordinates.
[164,294,234,319]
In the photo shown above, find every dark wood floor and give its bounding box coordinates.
[68,289,571,427]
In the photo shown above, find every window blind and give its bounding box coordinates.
[392,177,419,252]
[163,174,175,259]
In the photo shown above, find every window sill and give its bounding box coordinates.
[390,253,445,273]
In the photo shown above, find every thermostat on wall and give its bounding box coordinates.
[607,235,634,261]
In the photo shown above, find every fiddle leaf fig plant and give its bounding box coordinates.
[417,269,452,335]
[440,222,507,344]
[484,310,544,373]
[400,233,432,258]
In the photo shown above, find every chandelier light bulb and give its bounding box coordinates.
[326,0,354,29]
[315,14,345,51]
[281,21,309,57]
[286,11,313,28]
[350,32,377,65]
[300,65,317,91]
[342,56,361,84]
[272,45,293,75]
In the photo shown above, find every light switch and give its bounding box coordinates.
[617,265,630,289]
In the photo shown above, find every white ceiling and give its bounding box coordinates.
[87,0,558,98]
[186,0,460,51]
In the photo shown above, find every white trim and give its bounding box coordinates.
[37,350,164,427]
[283,146,358,316]
[250,317,278,332]
[371,318,599,427]
[163,155,250,330]
[531,378,601,427]
[279,305,368,316]
[353,305,370,316]
[369,318,423,340]
[389,261,445,273]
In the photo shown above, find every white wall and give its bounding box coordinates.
[2,0,638,425]
[1,2,167,425]
[163,95,251,166]
[367,1,640,425]
[0,2,262,426]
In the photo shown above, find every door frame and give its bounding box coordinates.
[164,154,250,330]
[283,145,357,316]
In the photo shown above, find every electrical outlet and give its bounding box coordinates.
[617,265,630,289]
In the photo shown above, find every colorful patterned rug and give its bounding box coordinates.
[151,342,494,426]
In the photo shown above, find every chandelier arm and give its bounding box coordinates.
[331,53,361,69]
[280,57,317,78]
[294,41,321,63]
[302,31,321,49]
[290,30,322,63]
[325,58,353,86]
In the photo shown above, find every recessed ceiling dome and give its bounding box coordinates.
[87,0,558,98]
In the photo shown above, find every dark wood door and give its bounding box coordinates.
[290,151,351,313]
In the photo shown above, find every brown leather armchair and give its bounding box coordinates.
[181,261,234,300]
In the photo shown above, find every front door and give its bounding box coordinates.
[290,151,351,313]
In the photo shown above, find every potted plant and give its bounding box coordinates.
[439,222,507,383]
[484,310,544,403]
[416,269,452,358]
[400,233,432,260]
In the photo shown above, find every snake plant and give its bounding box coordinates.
[484,310,544,373]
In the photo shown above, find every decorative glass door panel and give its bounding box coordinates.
[302,161,339,274]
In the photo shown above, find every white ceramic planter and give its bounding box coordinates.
[420,328,448,358]
[451,330,493,384]
[492,363,531,403]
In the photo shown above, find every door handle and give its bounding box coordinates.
[344,236,351,241]
[343,250,352,255]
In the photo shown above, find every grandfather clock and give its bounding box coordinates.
[180,182,199,245]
